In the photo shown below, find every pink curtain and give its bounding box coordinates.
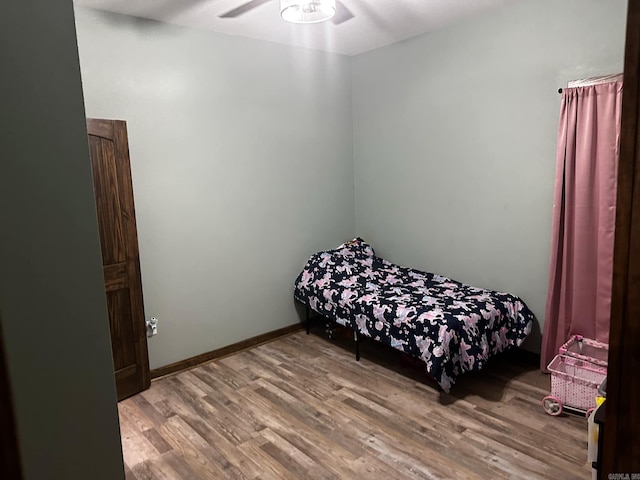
[540,81,623,372]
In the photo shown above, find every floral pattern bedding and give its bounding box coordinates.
[294,238,534,392]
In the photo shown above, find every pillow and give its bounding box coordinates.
[336,237,376,257]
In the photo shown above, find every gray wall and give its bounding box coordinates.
[352,0,628,351]
[74,8,355,370]
[0,1,124,479]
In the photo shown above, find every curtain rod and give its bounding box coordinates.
[558,73,624,94]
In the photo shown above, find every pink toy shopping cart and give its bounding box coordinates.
[542,335,608,417]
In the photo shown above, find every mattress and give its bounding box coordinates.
[294,238,535,392]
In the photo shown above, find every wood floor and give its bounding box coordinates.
[119,329,592,479]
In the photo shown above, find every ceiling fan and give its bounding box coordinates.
[219,0,355,25]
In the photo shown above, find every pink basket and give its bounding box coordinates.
[547,354,606,411]
[559,335,608,367]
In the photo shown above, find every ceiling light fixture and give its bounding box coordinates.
[280,0,336,24]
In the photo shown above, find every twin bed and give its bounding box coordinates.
[294,238,535,392]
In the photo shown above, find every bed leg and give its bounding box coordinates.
[326,321,334,340]
[354,330,360,361]
[305,306,311,334]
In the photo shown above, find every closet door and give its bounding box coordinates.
[87,119,150,401]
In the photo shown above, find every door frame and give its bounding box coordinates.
[0,314,23,480]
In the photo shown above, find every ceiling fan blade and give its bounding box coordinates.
[331,0,354,25]
[219,0,272,18]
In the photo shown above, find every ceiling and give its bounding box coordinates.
[74,0,519,56]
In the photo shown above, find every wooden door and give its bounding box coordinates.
[601,0,640,475]
[87,119,150,401]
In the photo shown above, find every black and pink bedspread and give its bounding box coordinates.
[294,238,534,392]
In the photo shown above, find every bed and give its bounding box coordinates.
[294,238,535,392]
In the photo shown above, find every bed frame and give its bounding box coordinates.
[305,304,362,361]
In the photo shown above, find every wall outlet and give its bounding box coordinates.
[146,317,158,337]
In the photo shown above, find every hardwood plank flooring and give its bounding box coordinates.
[120,330,592,479]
